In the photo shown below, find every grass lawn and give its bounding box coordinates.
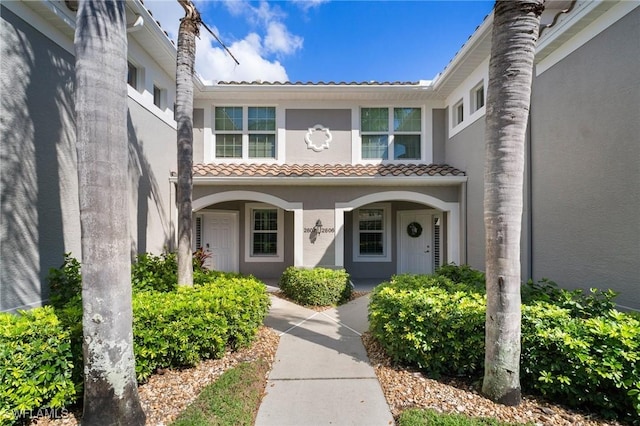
[170,358,270,426]
[397,408,532,426]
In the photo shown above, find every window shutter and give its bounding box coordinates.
[195,216,202,250]
[433,217,441,269]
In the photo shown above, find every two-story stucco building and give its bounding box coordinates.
[1,0,638,312]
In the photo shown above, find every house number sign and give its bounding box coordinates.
[407,222,423,238]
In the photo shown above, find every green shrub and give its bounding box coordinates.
[435,263,486,293]
[521,303,640,421]
[0,307,78,425]
[369,274,485,377]
[133,276,270,382]
[131,252,178,293]
[368,265,640,422]
[47,254,81,309]
[279,267,351,306]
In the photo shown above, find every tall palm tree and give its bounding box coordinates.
[176,0,201,286]
[74,0,145,423]
[482,0,544,406]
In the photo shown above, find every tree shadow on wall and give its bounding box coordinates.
[1,6,74,310]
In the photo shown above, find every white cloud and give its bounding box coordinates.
[264,22,303,55]
[144,0,306,83]
[291,0,330,12]
[195,30,288,83]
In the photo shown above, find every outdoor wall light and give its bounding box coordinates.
[314,219,323,232]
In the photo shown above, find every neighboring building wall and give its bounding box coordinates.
[1,5,80,311]
[1,3,178,311]
[530,7,640,310]
[127,99,177,255]
[444,114,486,270]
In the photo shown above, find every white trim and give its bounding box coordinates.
[536,1,639,76]
[245,203,284,263]
[446,57,489,138]
[197,210,239,272]
[193,191,302,212]
[352,203,392,263]
[3,0,75,55]
[335,191,462,267]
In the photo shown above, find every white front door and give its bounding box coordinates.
[398,211,433,275]
[201,212,239,272]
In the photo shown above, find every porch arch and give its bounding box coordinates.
[335,190,461,268]
[192,191,303,267]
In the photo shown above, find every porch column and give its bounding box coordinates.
[293,208,303,267]
[447,205,461,265]
[334,207,349,267]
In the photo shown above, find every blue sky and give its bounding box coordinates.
[145,1,494,84]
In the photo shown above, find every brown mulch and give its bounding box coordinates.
[30,326,279,426]
[362,332,628,426]
[30,296,629,426]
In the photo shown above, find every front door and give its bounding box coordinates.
[201,212,239,272]
[398,211,433,274]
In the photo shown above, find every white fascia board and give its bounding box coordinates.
[431,11,494,90]
[186,176,467,186]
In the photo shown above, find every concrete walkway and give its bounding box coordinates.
[255,293,394,426]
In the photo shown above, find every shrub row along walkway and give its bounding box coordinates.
[256,291,394,425]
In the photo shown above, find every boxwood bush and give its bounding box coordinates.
[0,254,270,425]
[279,266,351,306]
[369,267,640,423]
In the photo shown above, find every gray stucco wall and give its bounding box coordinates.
[530,8,640,310]
[1,6,178,311]
[285,109,352,164]
[1,6,79,311]
[444,114,486,270]
[127,100,176,255]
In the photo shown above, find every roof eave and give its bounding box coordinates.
[180,175,467,186]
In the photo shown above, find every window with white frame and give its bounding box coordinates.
[214,106,276,159]
[153,85,164,109]
[454,99,464,125]
[360,107,421,161]
[246,204,283,262]
[353,204,392,262]
[470,82,485,114]
[127,61,139,89]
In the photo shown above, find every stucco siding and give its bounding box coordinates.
[445,114,486,270]
[530,8,640,310]
[127,99,176,256]
[285,109,352,164]
[1,6,78,311]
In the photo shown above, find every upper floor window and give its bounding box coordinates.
[360,107,421,160]
[127,61,139,89]
[471,82,485,113]
[454,100,464,126]
[214,106,276,159]
[153,85,165,109]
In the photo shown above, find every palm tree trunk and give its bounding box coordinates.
[482,0,544,406]
[176,0,201,286]
[74,0,145,424]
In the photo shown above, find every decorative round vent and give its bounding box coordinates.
[407,222,423,238]
[304,124,332,152]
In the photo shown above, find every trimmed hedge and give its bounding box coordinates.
[0,254,270,425]
[279,266,351,306]
[0,307,77,425]
[369,268,640,423]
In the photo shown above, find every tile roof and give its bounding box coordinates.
[216,81,425,86]
[192,163,465,178]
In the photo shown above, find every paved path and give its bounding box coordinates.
[255,294,394,426]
